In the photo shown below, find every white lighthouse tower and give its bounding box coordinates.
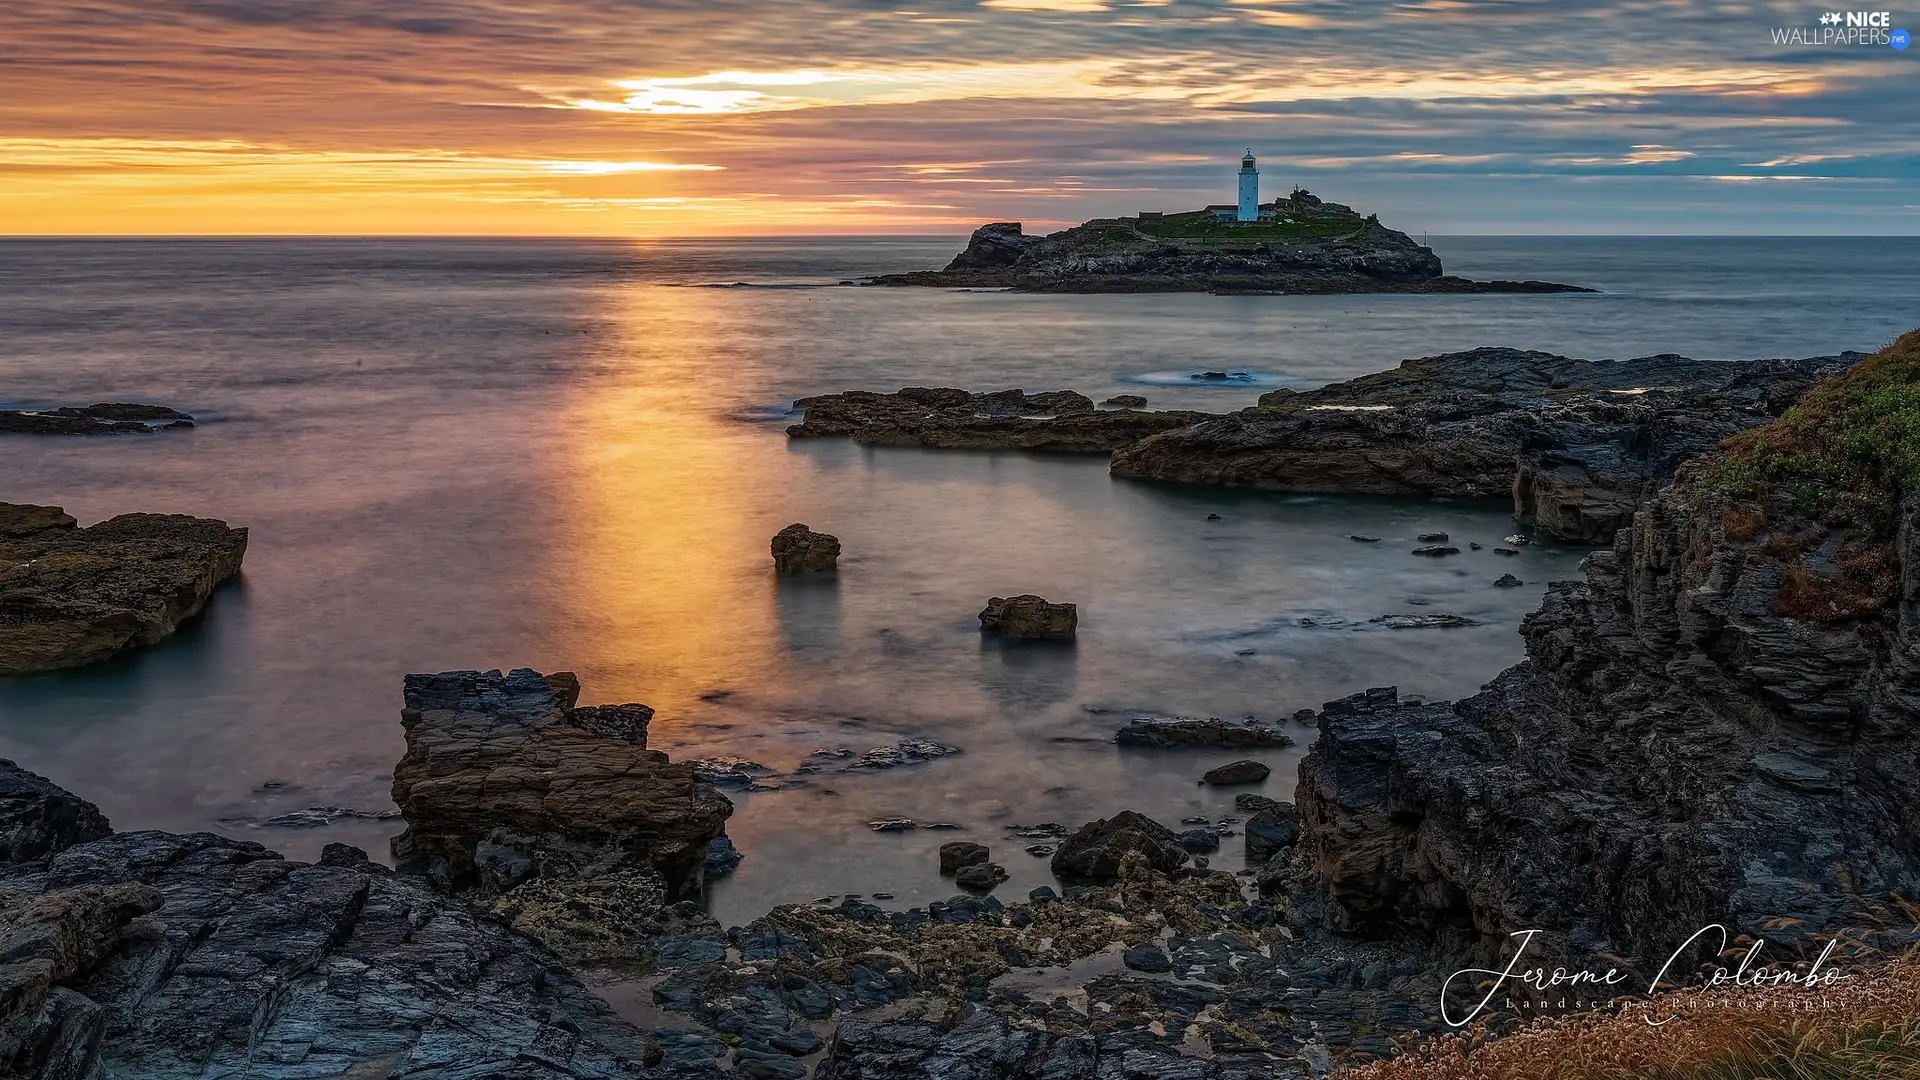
[1236,149,1259,222]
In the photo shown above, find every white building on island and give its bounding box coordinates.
[1207,149,1279,222]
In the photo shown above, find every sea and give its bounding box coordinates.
[1,235,1916,928]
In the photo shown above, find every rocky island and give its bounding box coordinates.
[0,402,193,435]
[865,194,1590,295]
[0,501,247,675]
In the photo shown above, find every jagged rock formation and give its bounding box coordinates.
[1111,347,1857,542]
[788,387,1211,453]
[978,595,1078,640]
[0,760,662,1079]
[1113,717,1295,748]
[772,524,841,575]
[0,403,193,436]
[1290,335,1920,970]
[0,502,247,675]
[390,669,734,951]
[866,201,1590,295]
[1051,811,1189,882]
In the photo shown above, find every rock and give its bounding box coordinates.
[787,386,1213,453]
[953,862,1008,891]
[1370,613,1476,629]
[939,842,990,874]
[0,777,663,1076]
[1469,542,1483,550]
[1503,534,1531,546]
[1244,803,1299,865]
[1494,573,1523,587]
[389,668,732,904]
[1101,394,1148,408]
[1235,792,1282,812]
[1122,944,1173,973]
[1206,512,1222,520]
[1494,547,1518,556]
[1293,708,1318,724]
[867,818,917,833]
[1349,534,1380,542]
[1111,347,1857,543]
[1201,760,1271,785]
[865,202,1589,295]
[0,503,248,675]
[1174,827,1220,853]
[706,835,743,876]
[771,523,840,574]
[1112,717,1293,748]
[1050,810,1188,882]
[1410,545,1460,557]
[1416,532,1449,542]
[978,594,1077,640]
[0,403,193,436]
[1028,885,1058,903]
[0,761,111,863]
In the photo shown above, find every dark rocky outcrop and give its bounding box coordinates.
[1289,339,1920,970]
[1050,810,1188,882]
[1113,717,1295,748]
[978,595,1077,640]
[953,862,1008,891]
[0,760,111,864]
[1243,803,1298,866]
[867,199,1588,295]
[0,760,662,1078]
[772,524,840,575]
[0,403,193,436]
[0,502,248,675]
[1101,394,1148,409]
[787,387,1212,453]
[939,842,990,875]
[1111,347,1858,542]
[390,668,734,963]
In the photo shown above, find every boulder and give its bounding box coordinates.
[0,503,247,675]
[1494,573,1523,587]
[938,841,990,875]
[1201,760,1271,785]
[1101,394,1148,408]
[771,523,840,574]
[953,863,1008,891]
[978,595,1077,640]
[1244,803,1299,865]
[389,668,733,902]
[1050,810,1188,882]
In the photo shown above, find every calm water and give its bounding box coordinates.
[2,236,1915,926]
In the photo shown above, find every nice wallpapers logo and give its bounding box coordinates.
[1771,10,1911,46]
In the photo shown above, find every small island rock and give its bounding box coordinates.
[1051,810,1187,882]
[979,594,1077,640]
[939,841,990,874]
[771,523,840,574]
[953,862,1009,891]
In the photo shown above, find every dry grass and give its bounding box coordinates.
[1720,503,1767,542]
[1342,950,1920,1080]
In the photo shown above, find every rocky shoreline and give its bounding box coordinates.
[5,335,1914,1078]
[787,346,1859,543]
[865,202,1591,295]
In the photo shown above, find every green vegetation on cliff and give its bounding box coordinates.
[1711,328,1920,511]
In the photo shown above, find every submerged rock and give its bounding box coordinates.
[787,386,1213,453]
[0,502,248,675]
[771,522,840,574]
[0,402,193,435]
[1371,613,1476,629]
[1201,760,1271,785]
[939,841,990,874]
[1113,717,1294,748]
[953,862,1008,891]
[979,594,1077,640]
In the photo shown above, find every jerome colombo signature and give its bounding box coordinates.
[1441,926,1851,1027]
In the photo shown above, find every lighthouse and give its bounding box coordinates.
[1236,149,1259,222]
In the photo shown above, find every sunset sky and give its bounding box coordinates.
[3,1,1915,235]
